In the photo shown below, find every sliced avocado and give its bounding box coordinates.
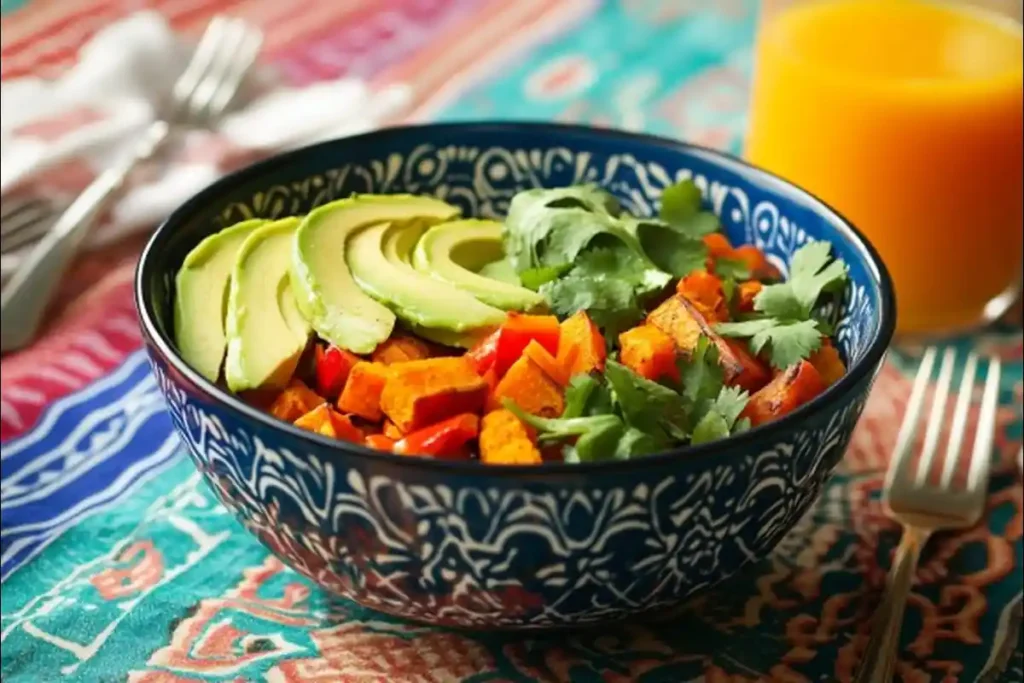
[174,218,267,382]
[224,217,310,392]
[348,219,508,333]
[477,258,521,285]
[408,324,496,349]
[412,219,545,311]
[291,194,459,354]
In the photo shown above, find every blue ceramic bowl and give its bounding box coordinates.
[136,123,895,628]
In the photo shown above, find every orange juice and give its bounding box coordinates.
[746,0,1023,335]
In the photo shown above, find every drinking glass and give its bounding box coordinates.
[746,0,1023,336]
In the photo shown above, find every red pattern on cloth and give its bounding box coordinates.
[0,0,558,440]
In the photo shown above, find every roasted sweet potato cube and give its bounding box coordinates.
[365,433,397,452]
[733,245,782,281]
[269,380,326,422]
[557,311,606,375]
[648,295,769,392]
[480,409,542,465]
[337,362,390,421]
[809,339,846,387]
[676,270,728,322]
[493,355,564,418]
[647,295,704,354]
[379,358,488,433]
[523,339,571,386]
[382,419,404,439]
[619,325,679,382]
[372,334,434,365]
[735,280,763,314]
[718,338,772,393]
[703,233,734,261]
[294,404,364,442]
[742,360,826,427]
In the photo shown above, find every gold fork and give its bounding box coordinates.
[854,347,1001,681]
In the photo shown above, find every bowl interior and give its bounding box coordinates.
[142,122,891,404]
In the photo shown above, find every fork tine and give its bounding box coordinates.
[186,18,247,122]
[940,352,978,488]
[0,198,52,238]
[170,16,231,116]
[915,347,956,486]
[886,347,938,490]
[207,27,262,117]
[967,357,1000,493]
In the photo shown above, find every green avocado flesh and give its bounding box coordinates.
[224,217,310,392]
[348,219,508,332]
[412,219,545,311]
[174,218,267,382]
[290,194,460,354]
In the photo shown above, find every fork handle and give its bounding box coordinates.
[854,525,931,683]
[0,120,170,353]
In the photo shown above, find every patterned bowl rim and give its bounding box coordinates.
[135,121,896,475]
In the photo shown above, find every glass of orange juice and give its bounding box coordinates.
[746,0,1023,337]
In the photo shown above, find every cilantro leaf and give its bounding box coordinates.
[562,374,599,419]
[754,240,848,320]
[690,385,750,445]
[504,186,644,272]
[691,411,729,445]
[659,180,721,239]
[572,243,671,294]
[709,385,750,428]
[712,241,846,369]
[504,399,620,439]
[614,428,662,459]
[676,336,724,406]
[660,179,703,224]
[712,256,750,281]
[519,264,572,290]
[716,318,823,369]
[505,399,627,463]
[572,418,627,462]
[634,221,708,278]
[604,359,690,444]
[542,274,643,340]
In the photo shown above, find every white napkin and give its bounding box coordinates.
[0,11,412,252]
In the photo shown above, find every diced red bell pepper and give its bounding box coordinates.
[494,313,560,377]
[393,413,480,459]
[466,328,502,374]
[467,314,561,378]
[314,344,361,398]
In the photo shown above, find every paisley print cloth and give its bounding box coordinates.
[1,1,1021,681]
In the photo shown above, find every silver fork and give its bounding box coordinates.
[0,16,262,353]
[0,197,58,254]
[854,347,1001,682]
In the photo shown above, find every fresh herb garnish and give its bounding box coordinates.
[504,180,719,334]
[715,241,847,369]
[714,318,823,370]
[660,180,721,239]
[712,255,750,281]
[504,344,749,461]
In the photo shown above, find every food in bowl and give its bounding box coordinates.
[139,122,894,628]
[174,180,849,464]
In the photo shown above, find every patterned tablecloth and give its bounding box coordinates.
[1,1,1022,681]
